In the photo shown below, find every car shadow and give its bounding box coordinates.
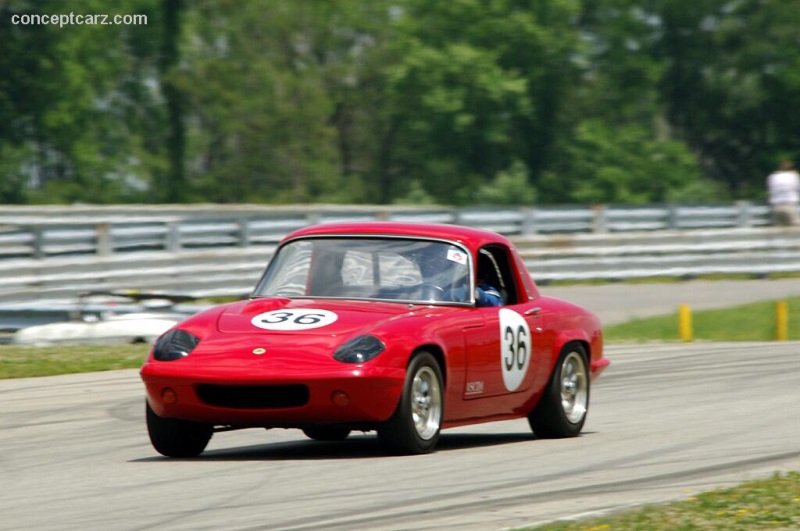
[133,431,545,462]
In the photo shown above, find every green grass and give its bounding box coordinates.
[605,297,800,343]
[530,471,800,530]
[0,343,149,379]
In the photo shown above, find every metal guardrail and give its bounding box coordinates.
[3,229,799,302]
[2,202,793,333]
[1,231,798,306]
[1,202,797,309]
[0,202,773,260]
[515,228,800,282]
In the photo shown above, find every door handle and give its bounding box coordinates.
[524,307,541,317]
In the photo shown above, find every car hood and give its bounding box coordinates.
[216,298,451,338]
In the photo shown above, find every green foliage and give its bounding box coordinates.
[658,0,800,197]
[0,0,166,203]
[541,120,703,204]
[0,144,31,203]
[1,0,798,205]
[182,0,358,203]
[381,0,581,205]
[392,180,437,206]
[666,178,731,204]
[475,160,536,206]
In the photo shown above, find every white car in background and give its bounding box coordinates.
[11,291,194,346]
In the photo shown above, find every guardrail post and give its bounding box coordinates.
[668,204,680,230]
[96,223,112,256]
[238,217,250,247]
[736,201,752,228]
[31,226,45,259]
[520,207,535,235]
[592,204,607,233]
[166,221,181,252]
[305,213,321,227]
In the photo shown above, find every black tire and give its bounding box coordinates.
[528,344,589,438]
[378,351,444,455]
[302,426,351,441]
[146,401,213,457]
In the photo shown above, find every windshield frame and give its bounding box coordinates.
[250,234,475,307]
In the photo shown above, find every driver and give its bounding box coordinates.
[475,253,503,307]
[475,271,503,307]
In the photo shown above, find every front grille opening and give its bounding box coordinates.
[197,384,309,409]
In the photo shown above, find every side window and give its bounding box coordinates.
[477,246,519,305]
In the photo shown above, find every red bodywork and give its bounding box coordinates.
[140,222,607,431]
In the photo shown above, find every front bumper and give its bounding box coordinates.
[140,362,406,428]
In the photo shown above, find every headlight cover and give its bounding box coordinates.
[153,329,200,361]
[333,335,386,364]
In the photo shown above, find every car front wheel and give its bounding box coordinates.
[528,344,589,438]
[146,401,213,457]
[378,351,443,455]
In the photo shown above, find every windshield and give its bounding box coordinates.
[253,237,472,305]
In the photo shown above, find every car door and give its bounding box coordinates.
[462,302,547,400]
[462,246,548,402]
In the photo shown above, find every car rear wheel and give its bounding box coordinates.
[528,344,589,438]
[302,426,351,441]
[378,351,443,455]
[146,401,213,457]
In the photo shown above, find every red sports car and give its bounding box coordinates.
[141,222,608,456]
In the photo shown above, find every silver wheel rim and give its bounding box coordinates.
[560,352,588,424]
[411,366,442,440]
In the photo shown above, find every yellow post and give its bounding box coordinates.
[775,301,788,341]
[679,304,693,342]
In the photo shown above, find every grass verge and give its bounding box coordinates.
[0,344,149,379]
[530,471,800,530]
[605,297,800,343]
[3,297,800,377]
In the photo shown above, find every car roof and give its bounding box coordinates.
[282,221,512,250]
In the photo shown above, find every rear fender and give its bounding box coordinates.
[551,330,591,366]
[552,330,607,381]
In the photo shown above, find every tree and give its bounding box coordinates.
[535,0,704,204]
[0,0,164,203]
[158,0,186,202]
[3,0,797,206]
[657,0,800,197]
[379,0,582,205]
[540,120,704,204]
[181,1,345,203]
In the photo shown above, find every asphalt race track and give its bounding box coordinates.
[2,340,799,531]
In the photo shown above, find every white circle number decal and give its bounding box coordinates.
[499,308,531,391]
[251,309,338,331]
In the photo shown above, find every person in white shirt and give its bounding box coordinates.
[767,160,800,226]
